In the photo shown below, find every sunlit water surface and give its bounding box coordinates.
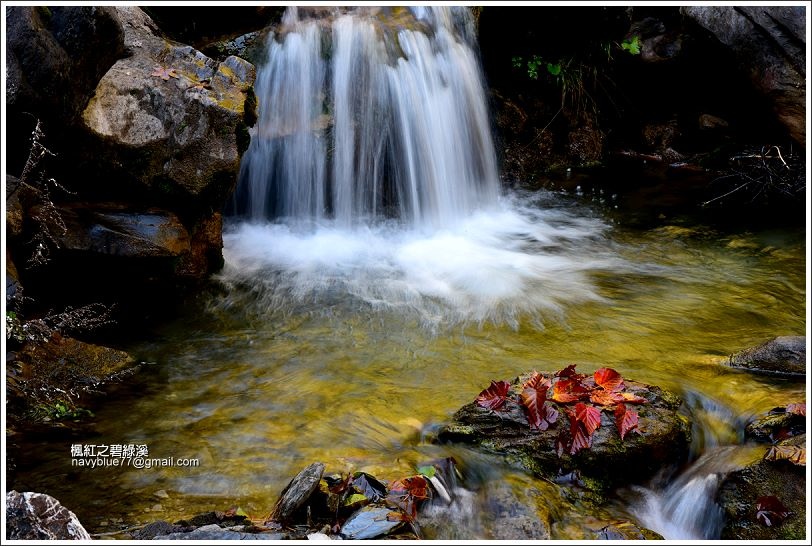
[9,190,805,539]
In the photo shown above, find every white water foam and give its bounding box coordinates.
[220,193,617,329]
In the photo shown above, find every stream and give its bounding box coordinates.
[7,6,806,540]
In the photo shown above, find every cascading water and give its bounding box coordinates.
[225,6,615,327]
[235,6,499,228]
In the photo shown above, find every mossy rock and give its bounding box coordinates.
[438,371,691,494]
[718,437,806,540]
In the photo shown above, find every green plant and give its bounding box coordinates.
[620,34,641,55]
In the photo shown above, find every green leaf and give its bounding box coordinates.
[342,493,369,508]
[417,465,436,479]
[511,56,523,69]
[235,507,249,518]
[621,35,641,55]
[546,63,561,76]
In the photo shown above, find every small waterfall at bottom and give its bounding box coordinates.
[628,447,737,539]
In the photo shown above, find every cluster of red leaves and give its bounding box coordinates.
[386,475,430,524]
[475,365,646,455]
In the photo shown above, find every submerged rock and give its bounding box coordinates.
[6,490,91,540]
[438,371,691,493]
[728,336,806,377]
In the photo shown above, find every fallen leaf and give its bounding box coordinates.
[568,410,592,454]
[522,370,551,391]
[594,367,624,392]
[475,380,511,411]
[785,403,806,417]
[589,389,625,406]
[614,403,640,440]
[520,382,559,431]
[389,475,430,501]
[552,378,590,403]
[575,402,601,435]
[764,445,806,466]
[755,495,790,527]
[556,364,586,381]
[618,392,647,404]
[151,66,179,81]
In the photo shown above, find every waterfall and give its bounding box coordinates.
[222,7,615,327]
[236,6,499,228]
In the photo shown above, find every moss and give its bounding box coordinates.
[36,6,52,21]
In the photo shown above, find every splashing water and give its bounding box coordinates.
[227,7,624,327]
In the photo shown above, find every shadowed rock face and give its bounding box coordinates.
[681,6,806,146]
[6,491,91,540]
[438,371,691,493]
[728,336,806,377]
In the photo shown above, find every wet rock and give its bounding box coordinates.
[728,336,806,377]
[438,371,691,493]
[553,516,663,540]
[681,6,806,146]
[745,406,806,443]
[50,203,190,258]
[133,520,178,539]
[480,478,552,540]
[6,490,91,540]
[266,462,325,525]
[80,7,256,206]
[718,436,806,540]
[160,523,272,540]
[698,113,729,131]
[339,505,404,540]
[6,251,23,311]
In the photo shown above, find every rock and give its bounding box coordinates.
[6,251,23,311]
[718,436,806,540]
[160,523,271,540]
[6,490,91,540]
[480,479,552,540]
[567,122,605,165]
[698,113,729,131]
[134,520,177,539]
[681,6,806,145]
[339,505,404,539]
[80,6,257,207]
[5,6,124,123]
[266,462,325,524]
[553,516,663,540]
[728,336,806,377]
[745,406,806,443]
[6,176,24,240]
[438,371,691,493]
[11,333,134,416]
[50,203,190,258]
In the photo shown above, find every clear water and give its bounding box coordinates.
[9,190,805,538]
[7,6,806,540]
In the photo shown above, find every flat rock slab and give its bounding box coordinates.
[728,336,806,377]
[438,372,691,492]
[159,524,280,540]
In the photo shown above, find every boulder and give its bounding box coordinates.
[6,490,91,540]
[5,6,124,124]
[438,371,691,493]
[681,6,806,146]
[717,435,806,540]
[79,6,256,208]
[728,336,806,377]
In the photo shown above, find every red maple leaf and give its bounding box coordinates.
[475,380,511,411]
[786,403,806,417]
[568,410,593,454]
[574,402,601,435]
[520,382,558,431]
[594,367,624,392]
[614,403,640,440]
[555,364,586,381]
[522,370,551,391]
[755,495,790,527]
[552,378,590,403]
